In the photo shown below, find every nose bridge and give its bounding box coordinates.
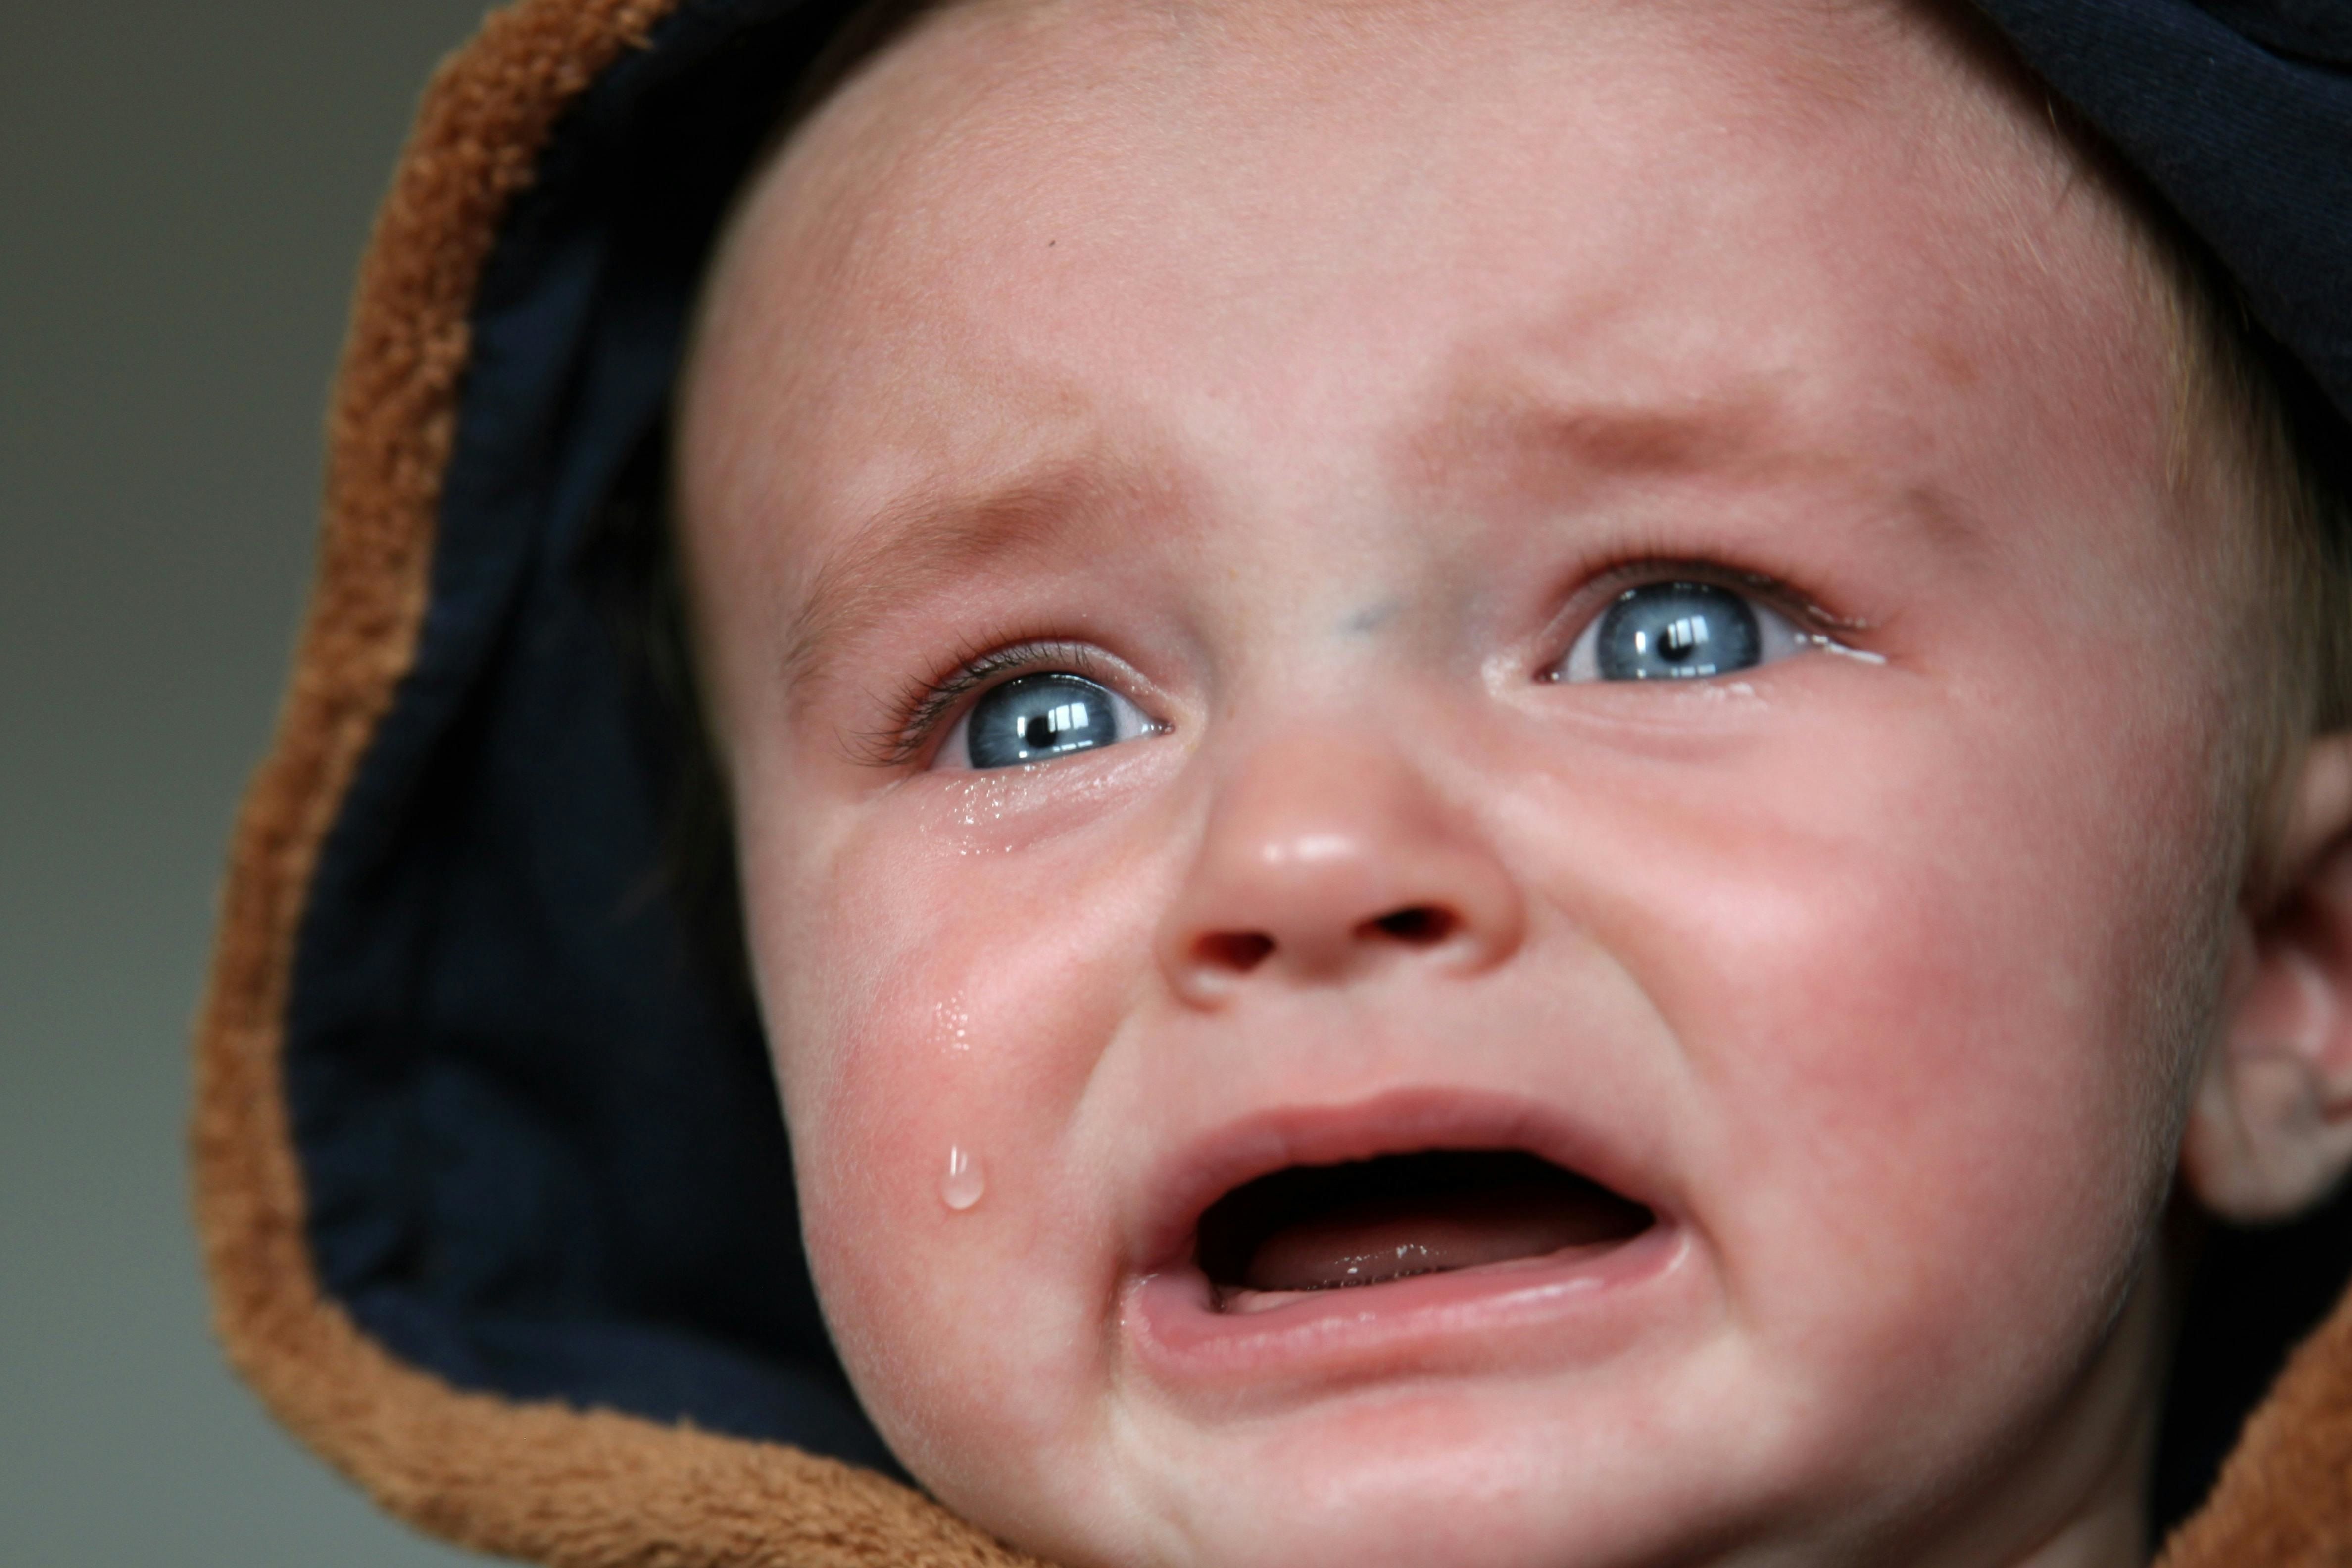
[1156,722,1526,1005]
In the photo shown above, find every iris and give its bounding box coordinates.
[967,673,1125,768]
[1592,582,1760,680]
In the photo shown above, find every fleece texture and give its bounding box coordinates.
[193,0,2352,1563]
[192,1,1035,1561]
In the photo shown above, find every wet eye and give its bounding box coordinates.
[946,672,1155,769]
[1553,580,1806,683]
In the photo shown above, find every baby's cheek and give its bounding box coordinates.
[1715,882,2137,1291]
[1677,695,2221,1456]
[755,802,1163,1484]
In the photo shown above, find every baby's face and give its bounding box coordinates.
[680,1,2258,1564]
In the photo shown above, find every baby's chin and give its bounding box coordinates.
[870,1227,2053,1568]
[938,1356,1813,1568]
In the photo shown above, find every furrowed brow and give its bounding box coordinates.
[1404,376,1780,496]
[1468,386,1784,478]
[1431,377,1990,558]
[778,465,1114,699]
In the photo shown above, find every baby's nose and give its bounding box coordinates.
[1155,731,1526,1007]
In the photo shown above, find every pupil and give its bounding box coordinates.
[1024,714,1054,747]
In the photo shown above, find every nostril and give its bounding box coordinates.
[1195,931,1275,973]
[1365,904,1457,946]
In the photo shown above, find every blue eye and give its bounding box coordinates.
[951,673,1154,769]
[1554,580,1804,683]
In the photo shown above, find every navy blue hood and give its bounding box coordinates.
[263,0,2352,1538]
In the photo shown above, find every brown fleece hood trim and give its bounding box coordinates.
[192,0,1038,1561]
[2158,1296,2352,1566]
[193,0,2352,1562]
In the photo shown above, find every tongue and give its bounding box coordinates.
[1244,1181,1650,1293]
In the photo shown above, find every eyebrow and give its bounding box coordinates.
[1431,377,1784,479]
[776,385,1982,698]
[1430,376,1990,557]
[1536,400,1779,476]
[777,462,1127,700]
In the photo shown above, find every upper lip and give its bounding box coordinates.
[1129,1085,1669,1277]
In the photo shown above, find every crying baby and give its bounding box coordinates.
[658,0,2352,1564]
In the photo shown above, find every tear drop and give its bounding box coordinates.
[942,1145,985,1211]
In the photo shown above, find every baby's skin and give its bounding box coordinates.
[676,0,2352,1564]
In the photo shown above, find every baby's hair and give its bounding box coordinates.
[1907,0,2352,825]
[2161,231,2352,738]
[2091,119,2352,856]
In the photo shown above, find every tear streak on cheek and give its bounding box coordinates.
[778,812,1161,1217]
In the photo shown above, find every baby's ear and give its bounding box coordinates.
[2185,734,2352,1222]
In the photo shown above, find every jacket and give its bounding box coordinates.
[192,1,2352,1563]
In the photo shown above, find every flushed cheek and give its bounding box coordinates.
[1645,716,2212,1455]
[1701,873,2146,1309]
[754,792,1169,1478]
[1494,677,2215,1487]
[1704,918,2169,1508]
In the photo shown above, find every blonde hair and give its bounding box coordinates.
[2147,200,2352,853]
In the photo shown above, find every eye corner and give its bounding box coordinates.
[841,724,927,772]
[838,693,948,770]
[1792,629,1889,668]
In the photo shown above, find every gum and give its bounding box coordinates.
[1126,1222,1690,1389]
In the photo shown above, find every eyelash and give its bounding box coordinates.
[858,637,1121,768]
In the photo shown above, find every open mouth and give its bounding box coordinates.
[1196,1149,1655,1312]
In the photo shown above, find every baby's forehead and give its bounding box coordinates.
[682,0,2182,593]
[742,0,2097,257]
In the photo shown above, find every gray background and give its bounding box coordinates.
[3,4,503,1563]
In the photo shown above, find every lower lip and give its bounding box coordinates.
[1125,1222,1687,1387]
